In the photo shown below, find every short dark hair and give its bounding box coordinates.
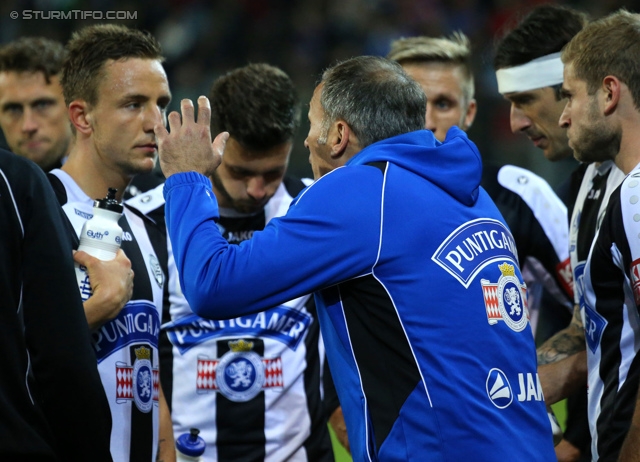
[61,24,163,106]
[320,56,426,148]
[493,4,588,70]
[0,37,66,84]
[209,63,299,152]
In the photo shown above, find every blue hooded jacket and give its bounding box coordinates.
[164,128,555,461]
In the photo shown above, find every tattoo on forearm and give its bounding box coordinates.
[537,333,586,365]
[537,305,585,365]
[156,438,167,462]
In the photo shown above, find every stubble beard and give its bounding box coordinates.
[572,100,621,164]
[573,120,620,165]
[210,170,264,214]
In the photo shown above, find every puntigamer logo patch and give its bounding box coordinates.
[432,218,519,287]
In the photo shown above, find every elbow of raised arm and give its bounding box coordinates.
[182,275,237,320]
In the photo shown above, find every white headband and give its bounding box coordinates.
[496,52,564,94]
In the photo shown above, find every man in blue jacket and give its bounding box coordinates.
[156,56,555,461]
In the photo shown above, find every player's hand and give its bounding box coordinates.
[329,406,350,454]
[76,248,133,329]
[555,438,581,461]
[155,96,229,178]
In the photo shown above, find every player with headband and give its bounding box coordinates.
[494,5,617,462]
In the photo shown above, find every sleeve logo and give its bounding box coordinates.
[583,303,607,354]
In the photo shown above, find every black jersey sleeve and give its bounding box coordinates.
[1,151,113,461]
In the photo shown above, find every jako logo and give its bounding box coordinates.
[486,368,512,409]
[122,231,133,241]
[486,368,544,409]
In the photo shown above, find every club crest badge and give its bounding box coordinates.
[481,262,529,332]
[196,339,283,402]
[132,346,154,413]
[116,345,159,412]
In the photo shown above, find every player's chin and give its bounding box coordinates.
[235,202,266,214]
[131,157,156,175]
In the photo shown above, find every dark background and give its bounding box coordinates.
[0,0,633,185]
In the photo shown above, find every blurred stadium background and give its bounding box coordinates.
[0,1,622,458]
[0,0,630,185]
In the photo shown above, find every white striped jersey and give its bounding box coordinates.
[49,169,163,462]
[571,161,625,309]
[126,178,334,462]
[582,163,640,460]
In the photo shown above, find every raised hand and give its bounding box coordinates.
[155,96,229,178]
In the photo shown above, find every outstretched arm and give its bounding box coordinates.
[156,98,383,319]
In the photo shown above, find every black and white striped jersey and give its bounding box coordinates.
[49,169,164,462]
[582,164,640,460]
[571,161,625,309]
[126,177,335,462]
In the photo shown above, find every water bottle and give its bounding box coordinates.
[176,428,206,461]
[75,188,123,302]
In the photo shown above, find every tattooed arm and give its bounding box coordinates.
[539,351,587,405]
[537,304,586,365]
[537,304,588,405]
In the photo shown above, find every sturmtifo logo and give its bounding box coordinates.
[481,263,529,332]
[486,368,513,409]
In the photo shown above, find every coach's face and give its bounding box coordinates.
[86,58,171,178]
[305,84,335,180]
[559,62,619,165]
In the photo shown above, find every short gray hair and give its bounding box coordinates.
[319,56,426,148]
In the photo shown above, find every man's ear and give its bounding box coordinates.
[462,99,477,131]
[331,120,350,159]
[602,75,621,116]
[68,100,93,135]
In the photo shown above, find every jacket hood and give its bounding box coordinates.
[348,127,482,206]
